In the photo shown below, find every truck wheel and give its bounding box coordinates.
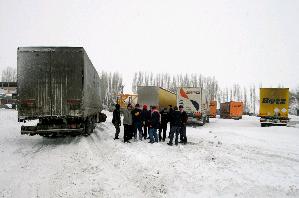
[84,118,93,135]
[99,113,107,122]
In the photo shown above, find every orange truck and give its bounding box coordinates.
[220,101,243,120]
[209,101,217,118]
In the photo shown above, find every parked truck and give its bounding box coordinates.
[137,86,176,110]
[259,88,289,127]
[220,101,243,119]
[17,47,106,136]
[177,87,209,125]
[116,93,138,110]
[209,100,217,118]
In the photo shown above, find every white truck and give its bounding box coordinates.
[177,87,209,125]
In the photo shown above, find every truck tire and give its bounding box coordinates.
[99,113,107,123]
[84,117,94,135]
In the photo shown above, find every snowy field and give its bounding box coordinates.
[0,109,299,198]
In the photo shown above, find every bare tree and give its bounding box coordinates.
[1,67,17,82]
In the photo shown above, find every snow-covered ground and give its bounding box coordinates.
[0,109,299,198]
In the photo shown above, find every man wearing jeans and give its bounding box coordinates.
[148,106,160,143]
[167,106,182,146]
[131,103,143,140]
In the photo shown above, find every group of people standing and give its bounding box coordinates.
[112,103,188,146]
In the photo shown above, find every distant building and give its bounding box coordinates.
[0,82,17,109]
[0,82,17,95]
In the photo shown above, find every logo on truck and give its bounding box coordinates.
[180,88,200,111]
[262,98,286,104]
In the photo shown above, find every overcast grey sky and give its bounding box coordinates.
[0,0,298,92]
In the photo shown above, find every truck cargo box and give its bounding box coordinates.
[116,94,138,110]
[137,86,176,110]
[177,87,209,125]
[209,101,217,118]
[220,101,243,119]
[17,47,106,136]
[220,102,230,118]
[259,88,289,126]
[229,101,243,119]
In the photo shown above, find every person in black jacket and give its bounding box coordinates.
[131,103,143,140]
[159,107,169,142]
[167,106,181,146]
[141,104,150,139]
[168,105,174,138]
[112,104,121,139]
[179,105,188,144]
[148,106,160,143]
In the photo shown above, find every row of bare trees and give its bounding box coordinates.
[1,67,16,82]
[132,72,219,100]
[131,72,269,114]
[1,67,298,114]
[99,71,123,109]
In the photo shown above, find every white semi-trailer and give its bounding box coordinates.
[177,87,209,125]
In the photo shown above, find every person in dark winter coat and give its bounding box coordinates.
[179,105,188,144]
[167,106,181,146]
[123,103,133,143]
[159,107,169,141]
[148,106,160,143]
[131,103,143,140]
[168,105,174,138]
[141,104,150,139]
[112,104,121,139]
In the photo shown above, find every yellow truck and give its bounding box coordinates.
[116,94,138,110]
[137,86,176,110]
[259,88,289,127]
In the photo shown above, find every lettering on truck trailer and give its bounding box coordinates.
[262,98,286,105]
[179,88,200,111]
